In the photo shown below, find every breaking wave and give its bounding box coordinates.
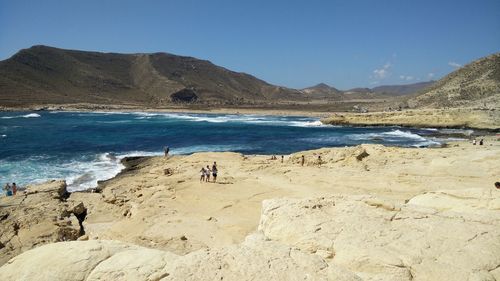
[1,113,41,119]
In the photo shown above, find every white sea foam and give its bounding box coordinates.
[132,112,325,127]
[1,134,6,138]
[437,128,474,136]
[349,129,440,147]
[350,129,426,141]
[1,113,41,119]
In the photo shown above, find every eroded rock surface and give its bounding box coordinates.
[259,188,500,281]
[0,180,86,265]
[0,236,360,281]
[1,187,498,281]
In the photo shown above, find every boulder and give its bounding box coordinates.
[25,180,69,200]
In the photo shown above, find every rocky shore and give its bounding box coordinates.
[321,108,500,130]
[0,139,499,280]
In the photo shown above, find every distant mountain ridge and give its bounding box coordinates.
[0,45,304,107]
[301,83,343,99]
[0,45,498,109]
[301,81,435,100]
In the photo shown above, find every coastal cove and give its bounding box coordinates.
[0,110,467,191]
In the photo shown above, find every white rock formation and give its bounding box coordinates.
[1,188,498,281]
[259,189,500,281]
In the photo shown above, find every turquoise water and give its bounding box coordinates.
[1,111,441,191]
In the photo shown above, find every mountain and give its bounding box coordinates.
[408,53,500,108]
[343,81,435,97]
[371,81,435,96]
[301,81,436,101]
[0,45,304,107]
[300,83,343,99]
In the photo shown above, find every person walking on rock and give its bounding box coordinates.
[301,155,305,166]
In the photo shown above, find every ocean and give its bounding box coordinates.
[1,111,446,192]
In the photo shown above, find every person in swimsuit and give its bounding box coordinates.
[12,183,17,195]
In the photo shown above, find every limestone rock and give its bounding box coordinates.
[25,179,69,200]
[0,180,84,265]
[259,189,500,281]
[0,237,361,281]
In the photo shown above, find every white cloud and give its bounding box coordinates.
[373,62,391,79]
[399,75,414,81]
[448,61,462,68]
[427,72,435,79]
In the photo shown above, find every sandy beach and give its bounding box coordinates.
[1,137,499,280]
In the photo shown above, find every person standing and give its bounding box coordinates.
[3,183,11,196]
[205,165,211,182]
[479,139,484,145]
[212,162,218,183]
[301,155,305,166]
[164,146,170,157]
[281,155,284,163]
[199,167,206,182]
[12,183,17,195]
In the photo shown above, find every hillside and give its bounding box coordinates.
[408,53,500,108]
[301,81,435,101]
[371,81,435,96]
[0,45,304,107]
[300,83,343,99]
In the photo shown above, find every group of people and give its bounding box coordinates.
[472,139,484,145]
[269,155,284,163]
[3,183,18,196]
[200,162,218,183]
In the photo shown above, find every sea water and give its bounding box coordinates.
[1,111,445,192]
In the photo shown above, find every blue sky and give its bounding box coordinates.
[0,0,499,89]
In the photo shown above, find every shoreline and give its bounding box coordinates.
[2,104,499,130]
[48,135,493,195]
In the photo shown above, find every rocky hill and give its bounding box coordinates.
[0,45,304,107]
[301,83,343,99]
[408,53,500,108]
[371,81,435,96]
[301,81,435,101]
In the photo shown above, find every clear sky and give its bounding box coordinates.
[0,0,499,89]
